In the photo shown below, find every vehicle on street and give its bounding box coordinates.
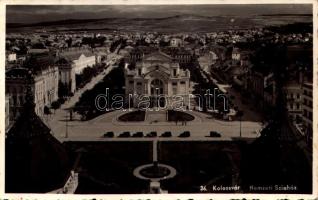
[118,131,130,137]
[132,132,143,137]
[179,131,190,137]
[208,131,221,137]
[103,131,114,138]
[146,131,157,137]
[160,131,172,137]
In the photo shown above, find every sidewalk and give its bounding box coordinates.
[47,54,122,135]
[61,60,118,110]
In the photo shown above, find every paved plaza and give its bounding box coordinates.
[47,108,262,142]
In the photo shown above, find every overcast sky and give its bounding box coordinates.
[6,4,312,24]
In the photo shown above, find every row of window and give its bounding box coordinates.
[137,68,180,77]
[129,81,186,85]
[172,81,186,85]
[303,99,313,108]
[286,92,300,99]
[289,103,300,110]
[303,90,312,97]
[303,110,313,121]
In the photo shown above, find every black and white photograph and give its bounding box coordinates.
[2,1,316,198]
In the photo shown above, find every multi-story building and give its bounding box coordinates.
[6,53,59,120]
[301,82,312,144]
[231,47,241,61]
[59,48,96,74]
[162,48,193,64]
[245,70,276,110]
[170,38,184,47]
[56,48,96,95]
[125,51,190,108]
[55,57,76,95]
[283,81,302,121]
[5,95,11,131]
[6,51,17,63]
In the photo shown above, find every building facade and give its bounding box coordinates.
[5,95,10,131]
[6,65,59,120]
[170,38,184,47]
[301,82,312,144]
[125,51,190,109]
[56,48,97,95]
[73,53,96,74]
[56,58,76,95]
[283,81,302,121]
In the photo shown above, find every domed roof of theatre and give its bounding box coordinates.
[5,82,70,193]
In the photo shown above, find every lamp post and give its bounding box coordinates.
[237,110,244,137]
[239,116,242,137]
[65,111,69,138]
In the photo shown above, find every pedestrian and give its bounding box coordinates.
[175,120,178,126]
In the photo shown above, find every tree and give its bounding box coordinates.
[118,58,126,69]
[66,37,72,48]
[73,66,125,120]
[43,106,51,122]
[51,101,61,114]
[44,106,51,115]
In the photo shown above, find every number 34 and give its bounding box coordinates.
[200,185,207,192]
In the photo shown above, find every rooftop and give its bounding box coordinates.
[6,85,70,193]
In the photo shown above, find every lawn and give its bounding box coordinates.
[118,110,145,122]
[167,110,194,122]
[158,141,241,193]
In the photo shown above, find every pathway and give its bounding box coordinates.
[153,140,158,162]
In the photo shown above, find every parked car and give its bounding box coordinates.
[179,131,190,137]
[209,131,221,137]
[103,131,114,138]
[132,132,143,137]
[146,131,157,137]
[118,131,130,137]
[160,131,172,137]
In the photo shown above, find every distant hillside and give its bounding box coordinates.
[7,18,111,28]
[7,14,216,28]
[261,14,312,17]
[6,13,313,33]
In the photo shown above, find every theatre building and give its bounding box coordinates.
[124,51,191,108]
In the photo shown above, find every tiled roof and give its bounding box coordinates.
[60,49,94,61]
[22,53,56,74]
[6,67,30,79]
[6,91,70,193]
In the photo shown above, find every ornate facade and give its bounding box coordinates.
[125,51,190,109]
